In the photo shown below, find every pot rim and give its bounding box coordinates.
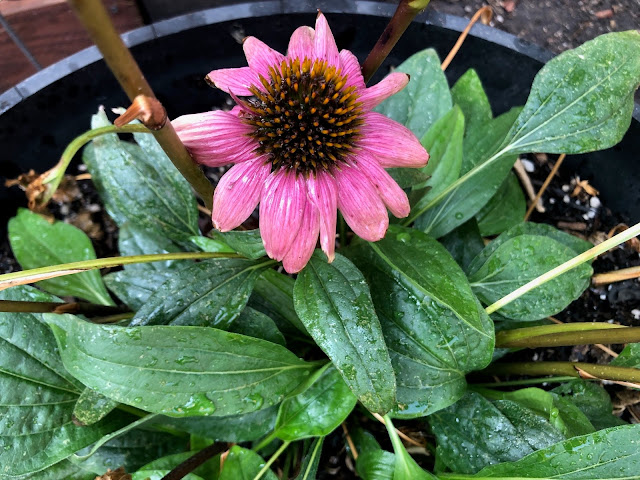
[1,0,638,120]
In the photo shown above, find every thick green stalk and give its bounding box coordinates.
[66,0,214,209]
[361,0,431,82]
[0,252,241,291]
[470,376,579,388]
[486,222,640,314]
[495,322,639,348]
[484,362,640,383]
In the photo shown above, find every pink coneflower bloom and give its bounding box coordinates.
[173,13,429,273]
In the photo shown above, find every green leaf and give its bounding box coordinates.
[468,235,592,321]
[294,252,396,414]
[189,235,236,254]
[119,223,186,271]
[214,229,267,259]
[357,449,395,480]
[451,69,493,139]
[501,31,640,155]
[612,342,640,368]
[387,168,431,189]
[439,219,485,273]
[157,405,278,443]
[475,172,526,236]
[104,269,172,311]
[229,307,286,346]
[84,110,199,243]
[45,314,314,417]
[414,108,520,238]
[251,269,308,336]
[552,380,625,430]
[132,471,204,480]
[412,106,464,210]
[294,437,324,480]
[385,416,436,480]
[130,258,269,328]
[73,388,119,426]
[219,445,278,480]
[274,366,357,441]
[374,48,452,138]
[0,286,130,477]
[429,392,564,474]
[8,209,112,305]
[349,226,494,418]
[471,424,640,478]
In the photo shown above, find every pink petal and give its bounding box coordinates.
[339,50,365,90]
[259,170,307,261]
[359,112,430,168]
[314,13,339,66]
[359,72,409,110]
[355,152,410,218]
[306,171,338,262]
[243,36,285,78]
[288,26,315,61]
[206,67,261,96]
[335,162,389,242]
[173,110,258,167]
[212,157,271,232]
[282,201,320,273]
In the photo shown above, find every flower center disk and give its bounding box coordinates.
[242,58,363,174]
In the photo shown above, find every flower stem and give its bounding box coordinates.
[161,442,223,480]
[483,361,640,383]
[0,299,127,316]
[0,252,241,291]
[361,0,431,83]
[253,441,290,480]
[67,0,214,209]
[495,322,639,349]
[485,221,640,315]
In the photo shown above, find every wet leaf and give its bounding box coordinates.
[439,219,485,273]
[0,286,130,477]
[130,258,270,328]
[468,234,592,321]
[349,226,494,418]
[45,314,314,417]
[73,387,119,426]
[218,446,278,480]
[104,269,172,312]
[414,108,521,238]
[357,449,395,480]
[214,229,267,259]
[228,307,286,346]
[387,168,431,189]
[84,110,199,243]
[471,424,640,478]
[412,106,464,210]
[612,342,640,369]
[294,252,396,414]
[374,48,452,138]
[274,366,357,440]
[132,471,203,480]
[451,69,493,139]
[189,235,236,254]
[429,392,564,474]
[8,208,112,305]
[501,31,640,154]
[475,172,526,236]
[119,223,187,272]
[552,380,625,430]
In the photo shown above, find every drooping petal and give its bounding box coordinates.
[314,13,339,66]
[355,152,410,218]
[206,67,261,96]
[339,50,365,90]
[212,157,271,232]
[307,171,338,262]
[359,112,430,168]
[260,170,307,261]
[359,72,409,110]
[335,162,389,242]
[288,26,315,61]
[243,36,285,78]
[282,201,320,273]
[173,110,258,167]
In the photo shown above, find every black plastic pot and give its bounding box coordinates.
[1,0,639,238]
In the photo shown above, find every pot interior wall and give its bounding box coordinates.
[1,9,638,238]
